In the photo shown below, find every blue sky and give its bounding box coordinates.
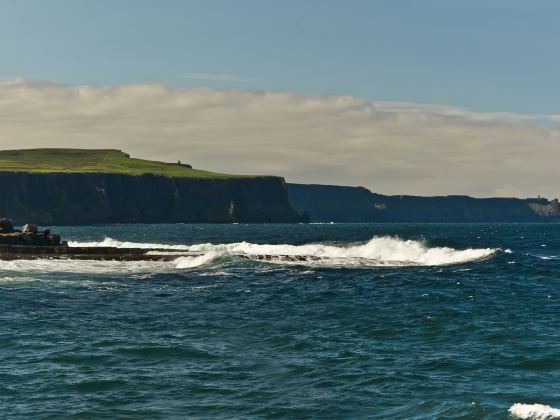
[2,0,560,114]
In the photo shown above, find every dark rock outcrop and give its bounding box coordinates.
[0,230,63,247]
[288,183,560,223]
[0,222,174,260]
[0,218,14,233]
[0,173,304,225]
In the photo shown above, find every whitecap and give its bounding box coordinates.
[509,403,560,419]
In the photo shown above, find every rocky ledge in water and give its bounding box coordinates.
[0,218,325,263]
[0,218,185,261]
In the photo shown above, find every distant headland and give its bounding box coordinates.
[288,184,560,223]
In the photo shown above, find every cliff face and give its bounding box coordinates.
[0,173,303,225]
[288,183,560,223]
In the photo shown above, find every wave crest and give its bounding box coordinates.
[509,403,560,419]
[174,252,220,268]
[70,236,498,267]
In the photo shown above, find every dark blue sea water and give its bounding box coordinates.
[1,223,559,419]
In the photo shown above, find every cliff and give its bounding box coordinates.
[0,172,303,225]
[288,183,560,223]
[0,148,304,224]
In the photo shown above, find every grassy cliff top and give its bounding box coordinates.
[0,149,252,179]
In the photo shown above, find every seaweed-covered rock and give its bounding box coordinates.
[48,234,61,246]
[0,233,23,245]
[22,233,35,245]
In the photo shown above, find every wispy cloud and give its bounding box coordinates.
[181,72,258,84]
[0,79,558,198]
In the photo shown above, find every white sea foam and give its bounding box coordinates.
[69,236,498,267]
[69,237,191,250]
[0,258,173,274]
[174,252,220,268]
[509,403,560,419]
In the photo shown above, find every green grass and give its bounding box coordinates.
[0,149,254,179]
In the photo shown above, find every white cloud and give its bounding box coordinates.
[0,79,558,198]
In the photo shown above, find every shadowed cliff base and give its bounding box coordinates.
[287,184,560,223]
[0,173,304,224]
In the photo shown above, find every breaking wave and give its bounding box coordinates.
[509,403,560,419]
[174,252,220,269]
[69,236,498,267]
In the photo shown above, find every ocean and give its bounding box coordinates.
[1,223,559,419]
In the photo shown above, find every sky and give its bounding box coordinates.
[0,0,559,197]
